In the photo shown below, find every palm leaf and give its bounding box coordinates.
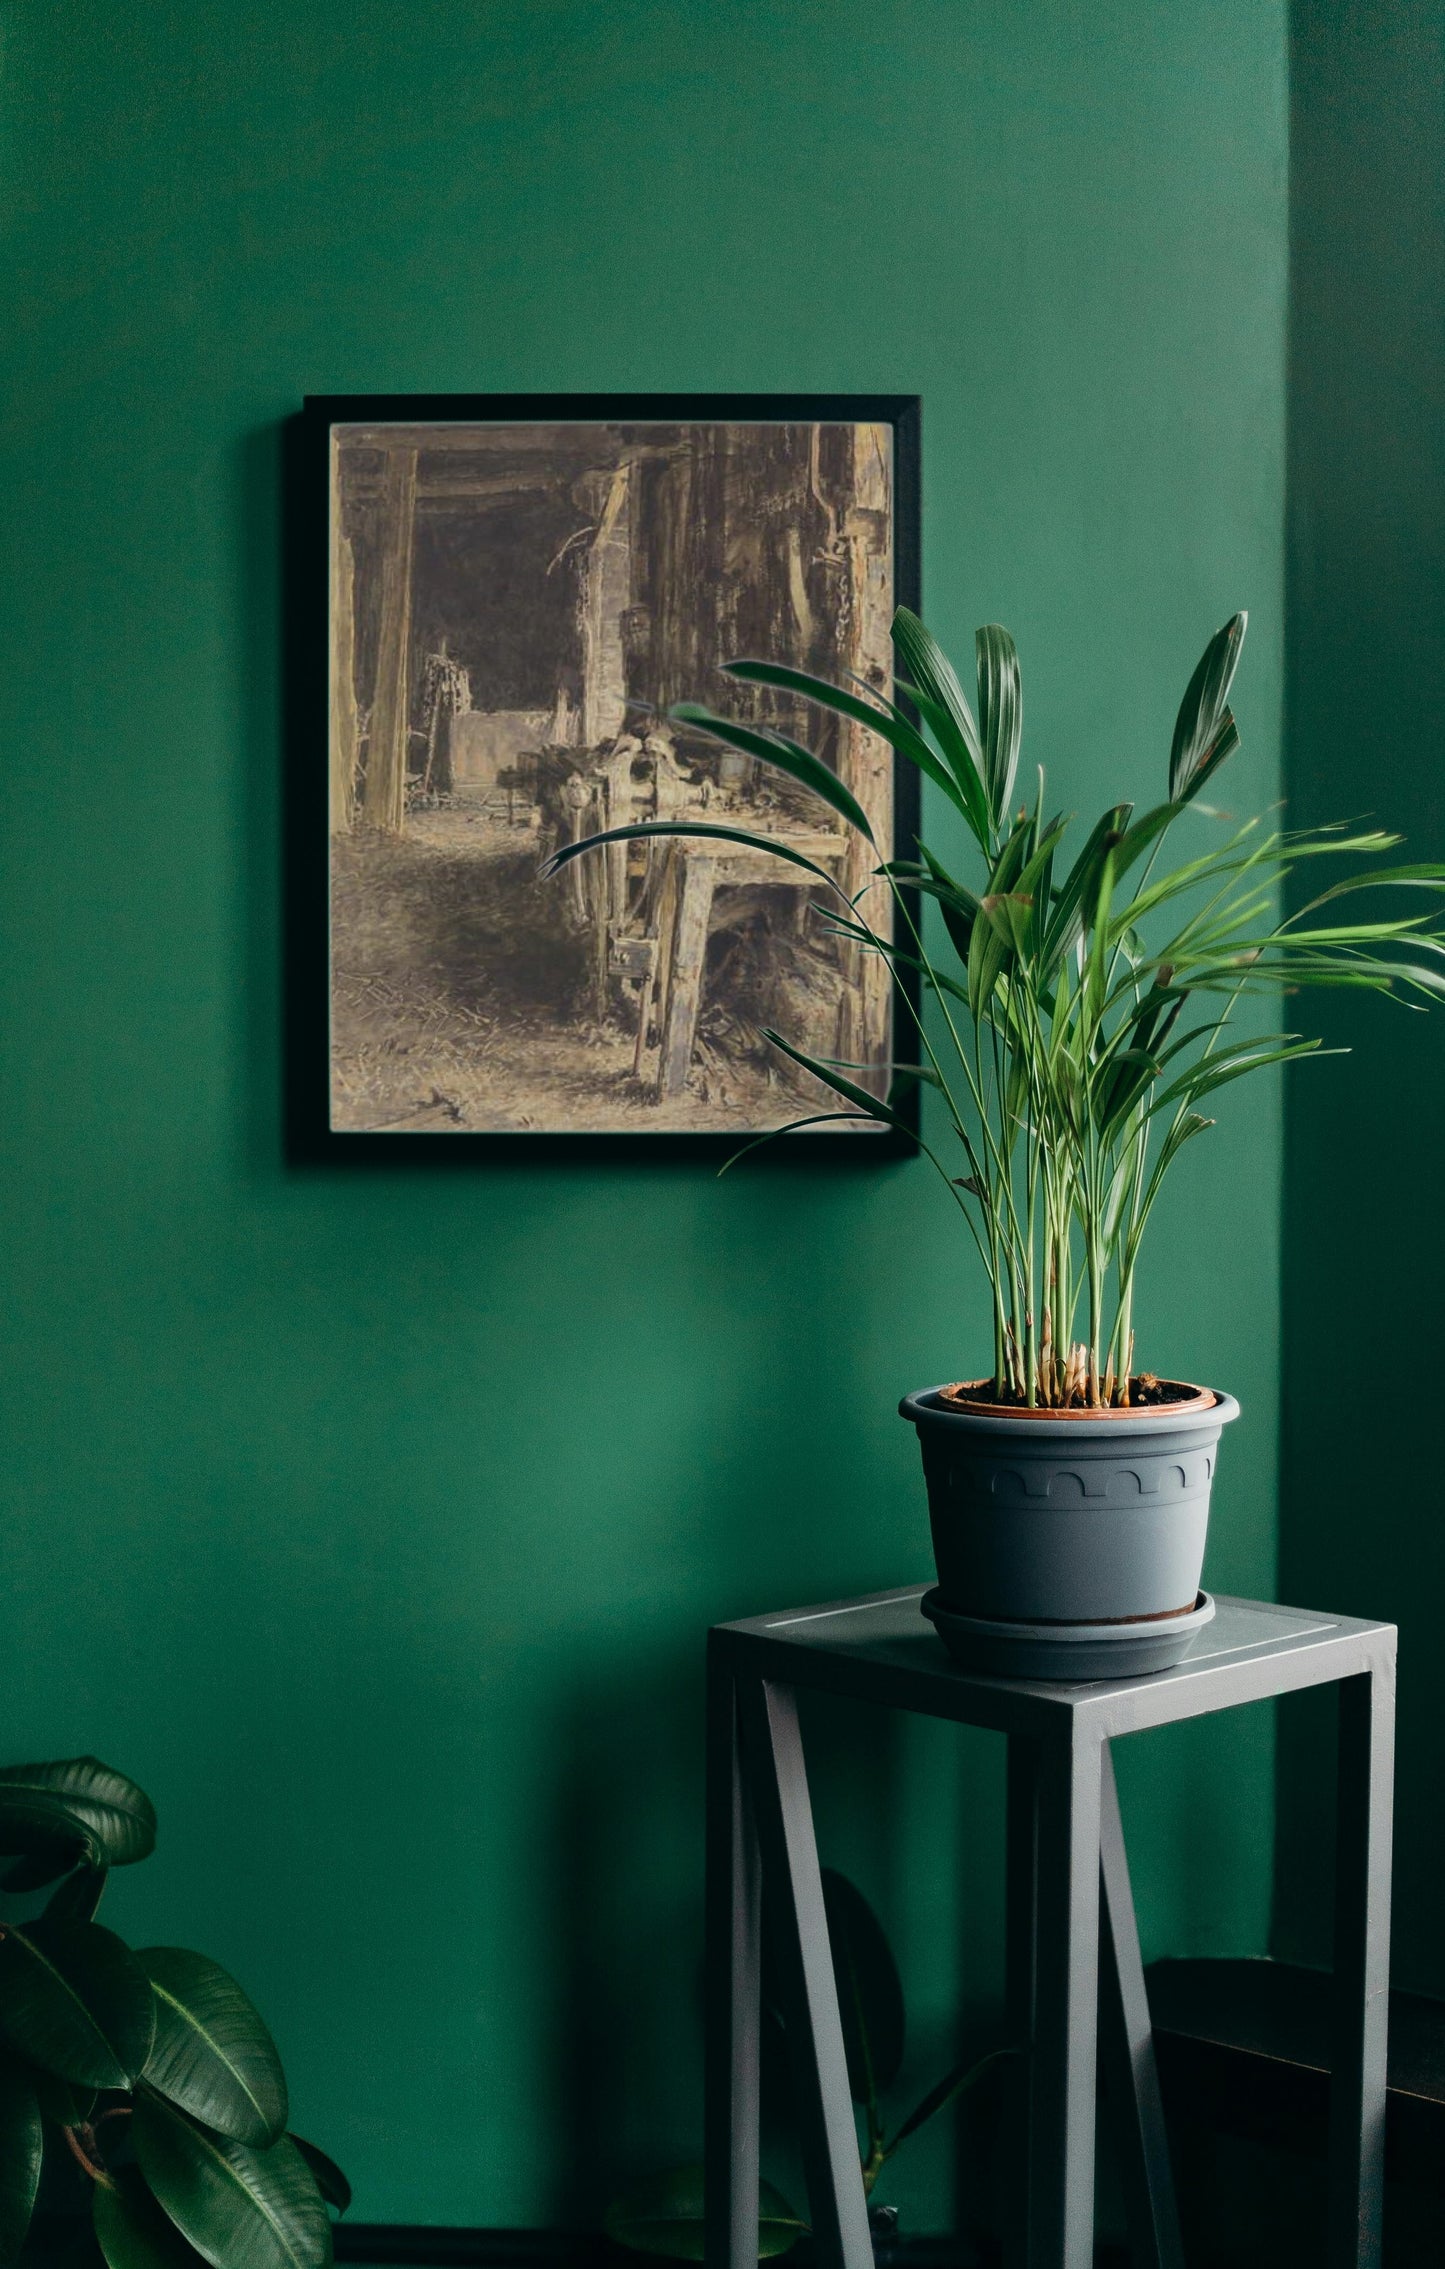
[759,1032,916,1140]
[1169,613,1246,801]
[716,660,970,822]
[669,705,874,841]
[540,822,844,891]
[975,624,1022,825]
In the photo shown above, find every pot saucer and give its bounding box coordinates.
[920,1588,1216,1681]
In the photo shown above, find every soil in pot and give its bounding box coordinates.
[935,1374,1217,1417]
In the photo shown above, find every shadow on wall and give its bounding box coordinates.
[542,1655,900,2226]
[540,1654,1009,2239]
[1276,0,1445,1992]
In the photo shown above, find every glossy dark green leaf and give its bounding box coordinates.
[890,2044,1015,2151]
[0,1848,79,1895]
[1169,613,1246,802]
[0,1921,155,2089]
[134,2094,331,2269]
[28,2061,97,2127]
[603,2164,804,2260]
[975,624,1022,826]
[820,1870,905,2103]
[44,1865,107,1925]
[0,1759,156,1881]
[94,2168,213,2269]
[669,705,875,843]
[287,2138,349,2217]
[0,2063,41,2265]
[139,1950,287,2148]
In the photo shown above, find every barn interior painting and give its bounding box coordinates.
[328,418,899,1134]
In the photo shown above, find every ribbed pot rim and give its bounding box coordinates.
[899,1383,1241,1438]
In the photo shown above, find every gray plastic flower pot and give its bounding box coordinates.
[898,1384,1241,1626]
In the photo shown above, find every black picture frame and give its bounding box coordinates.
[285,393,921,1162]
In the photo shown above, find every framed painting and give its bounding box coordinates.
[293,393,921,1154]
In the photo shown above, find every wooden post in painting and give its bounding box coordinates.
[837,423,896,1080]
[361,443,418,834]
[657,853,718,1099]
[329,443,359,834]
[579,461,634,749]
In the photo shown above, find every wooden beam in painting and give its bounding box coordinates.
[580,462,634,747]
[343,469,566,504]
[336,424,685,457]
[361,445,418,834]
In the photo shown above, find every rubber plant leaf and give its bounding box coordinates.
[603,2164,805,2261]
[0,2063,41,2266]
[44,1864,107,1925]
[134,2093,332,2269]
[27,2060,96,2127]
[820,1867,906,2102]
[139,1949,288,2148]
[94,2168,213,2269]
[0,1920,155,2089]
[0,1758,157,1881]
[288,2138,350,2217]
[1169,613,1246,803]
[669,705,875,842]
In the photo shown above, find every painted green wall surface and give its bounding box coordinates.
[1277,0,1445,1995]
[0,0,1286,2231]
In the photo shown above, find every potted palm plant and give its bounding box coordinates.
[547,609,1445,1674]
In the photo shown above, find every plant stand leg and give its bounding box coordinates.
[1098,1743,1184,2269]
[1005,1736,1040,2269]
[705,1651,761,2269]
[1032,1730,1103,2269]
[1328,1663,1395,2269]
[738,1678,873,2269]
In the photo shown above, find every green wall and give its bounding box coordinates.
[0,0,1287,2230]
[1277,0,1445,1994]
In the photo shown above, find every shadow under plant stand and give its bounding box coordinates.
[703,1589,1395,2269]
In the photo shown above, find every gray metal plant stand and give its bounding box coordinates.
[704,1589,1396,2269]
